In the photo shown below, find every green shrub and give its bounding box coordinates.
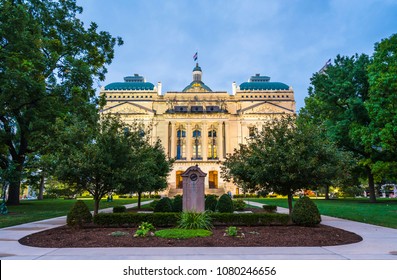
[93,212,179,227]
[216,194,234,213]
[155,228,212,239]
[148,199,159,210]
[211,212,290,226]
[113,206,127,213]
[154,197,173,212]
[233,199,246,211]
[224,226,238,237]
[291,196,321,227]
[178,211,213,230]
[262,205,277,213]
[93,212,290,227]
[66,200,92,228]
[205,195,218,212]
[172,195,183,212]
[133,222,156,237]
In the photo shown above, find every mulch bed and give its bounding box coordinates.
[19,224,362,248]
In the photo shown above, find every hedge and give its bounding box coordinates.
[93,212,290,227]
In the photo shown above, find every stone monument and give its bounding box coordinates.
[182,165,206,212]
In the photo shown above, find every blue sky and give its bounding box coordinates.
[77,0,397,110]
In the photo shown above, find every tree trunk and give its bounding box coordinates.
[94,197,100,215]
[7,159,24,206]
[325,186,330,200]
[367,167,377,203]
[137,192,142,209]
[287,193,293,215]
[38,173,45,200]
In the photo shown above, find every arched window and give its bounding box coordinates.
[209,171,218,188]
[176,126,186,160]
[176,170,184,189]
[208,127,217,159]
[192,126,202,160]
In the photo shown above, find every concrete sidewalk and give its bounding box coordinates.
[1,200,397,260]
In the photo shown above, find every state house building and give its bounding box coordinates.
[100,63,295,196]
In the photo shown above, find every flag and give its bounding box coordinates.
[193,52,198,61]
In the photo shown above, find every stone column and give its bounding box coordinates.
[186,122,192,161]
[218,121,223,159]
[202,122,208,161]
[171,122,176,158]
[224,121,229,157]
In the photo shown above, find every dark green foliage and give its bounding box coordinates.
[178,211,213,230]
[113,206,126,213]
[66,200,92,228]
[216,194,234,213]
[93,212,290,227]
[205,195,218,211]
[154,197,173,212]
[93,213,180,227]
[291,196,321,227]
[210,213,290,226]
[233,199,246,211]
[172,195,183,212]
[262,205,277,213]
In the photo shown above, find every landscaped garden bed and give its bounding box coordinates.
[18,224,362,248]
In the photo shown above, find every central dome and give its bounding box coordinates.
[182,63,212,92]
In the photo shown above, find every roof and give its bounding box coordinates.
[239,81,289,91]
[182,81,213,92]
[104,82,155,91]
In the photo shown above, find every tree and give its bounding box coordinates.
[54,114,131,215]
[221,144,259,195]
[117,128,173,209]
[303,54,380,202]
[224,116,353,214]
[0,0,122,205]
[366,34,397,180]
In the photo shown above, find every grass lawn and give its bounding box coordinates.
[247,197,397,229]
[0,198,145,228]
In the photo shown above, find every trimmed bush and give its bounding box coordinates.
[93,212,180,227]
[262,205,277,213]
[93,212,290,228]
[210,212,290,226]
[172,195,183,212]
[233,199,246,211]
[113,206,126,213]
[291,196,321,227]
[216,194,234,213]
[66,200,92,228]
[154,197,173,212]
[205,195,218,212]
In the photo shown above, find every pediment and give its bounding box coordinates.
[238,101,293,114]
[102,102,155,115]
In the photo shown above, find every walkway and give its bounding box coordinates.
[0,200,396,260]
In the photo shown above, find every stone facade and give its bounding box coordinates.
[100,64,296,196]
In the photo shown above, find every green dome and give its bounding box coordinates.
[105,82,154,91]
[193,65,202,72]
[239,81,289,91]
[182,81,212,92]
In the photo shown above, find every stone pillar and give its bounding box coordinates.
[182,165,207,212]
[202,123,208,160]
[186,122,192,161]
[218,122,223,159]
[171,122,176,158]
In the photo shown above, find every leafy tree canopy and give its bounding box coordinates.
[0,0,123,205]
